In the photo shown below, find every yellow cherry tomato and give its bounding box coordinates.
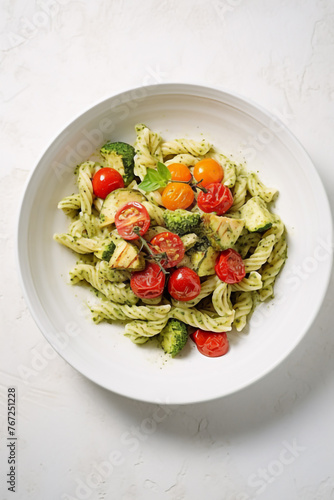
[167,163,192,182]
[162,183,194,210]
[193,159,224,187]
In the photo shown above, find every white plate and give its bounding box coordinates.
[17,84,333,404]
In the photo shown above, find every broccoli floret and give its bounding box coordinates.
[100,141,135,185]
[101,242,116,261]
[163,209,201,236]
[159,319,188,357]
[94,238,116,261]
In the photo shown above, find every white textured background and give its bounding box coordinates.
[1,1,334,499]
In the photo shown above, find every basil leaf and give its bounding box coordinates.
[138,179,161,192]
[138,163,171,192]
[146,168,162,183]
[157,162,171,181]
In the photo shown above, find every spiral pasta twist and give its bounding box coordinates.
[93,197,104,213]
[212,282,234,317]
[234,232,262,258]
[162,138,211,157]
[165,154,201,167]
[90,301,171,323]
[145,190,164,207]
[230,175,248,212]
[80,212,102,238]
[169,307,233,332]
[247,173,278,203]
[57,194,81,214]
[124,316,169,338]
[68,218,86,238]
[233,292,253,331]
[230,271,262,292]
[53,234,100,254]
[258,236,287,301]
[96,260,130,283]
[69,263,138,304]
[77,161,96,214]
[263,217,285,243]
[267,234,287,267]
[134,124,163,180]
[257,286,274,302]
[222,161,237,188]
[243,234,276,272]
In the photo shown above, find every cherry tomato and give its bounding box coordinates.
[193,159,224,188]
[197,183,234,215]
[168,267,201,301]
[115,202,150,240]
[130,262,165,299]
[167,163,192,182]
[92,168,124,199]
[161,183,194,210]
[191,329,229,357]
[215,248,246,284]
[150,232,185,268]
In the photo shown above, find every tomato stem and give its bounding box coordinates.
[133,227,169,275]
[170,179,192,184]
[169,177,208,193]
[192,179,208,193]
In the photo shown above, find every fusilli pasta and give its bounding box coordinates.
[54,123,287,358]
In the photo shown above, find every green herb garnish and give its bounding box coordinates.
[138,162,171,192]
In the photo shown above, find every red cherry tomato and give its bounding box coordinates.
[197,183,234,215]
[115,202,150,240]
[130,262,165,299]
[150,232,185,268]
[191,329,229,357]
[215,248,246,284]
[193,159,224,188]
[92,168,124,199]
[168,267,201,301]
